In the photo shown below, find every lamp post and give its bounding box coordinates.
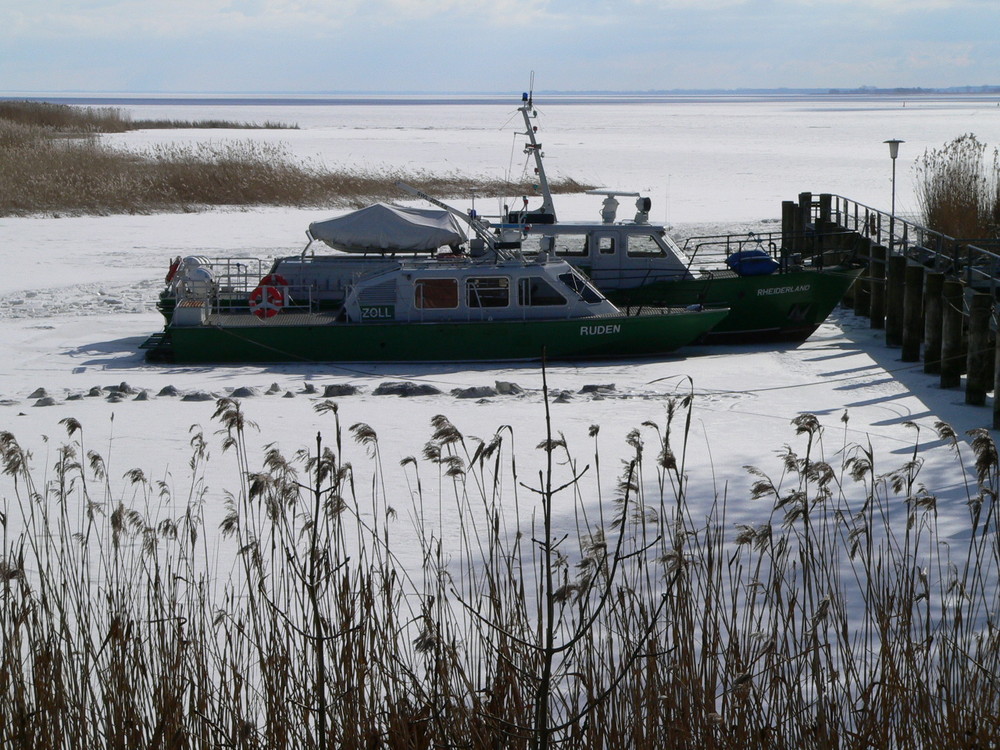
[883,139,904,248]
[884,138,904,212]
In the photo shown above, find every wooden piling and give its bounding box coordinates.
[993,328,1000,429]
[966,292,993,405]
[852,236,871,318]
[798,192,812,255]
[940,279,965,389]
[901,262,924,362]
[885,254,906,346]
[818,193,832,225]
[923,272,945,374]
[781,201,796,251]
[869,245,887,330]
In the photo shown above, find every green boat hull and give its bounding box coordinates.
[606,265,863,343]
[159,308,727,364]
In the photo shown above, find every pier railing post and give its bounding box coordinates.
[901,263,924,362]
[966,292,993,405]
[940,279,965,389]
[923,272,945,374]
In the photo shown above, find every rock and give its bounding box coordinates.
[133,391,149,401]
[67,393,84,401]
[373,381,442,397]
[230,386,260,398]
[157,385,180,397]
[580,383,616,395]
[28,387,47,399]
[87,386,104,397]
[323,383,359,397]
[553,391,573,403]
[283,391,295,398]
[181,391,216,402]
[452,386,497,399]
[114,381,137,395]
[107,394,123,403]
[495,381,524,395]
[266,382,282,394]
[34,397,57,407]
[302,383,317,394]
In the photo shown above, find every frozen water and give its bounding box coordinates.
[1,92,997,570]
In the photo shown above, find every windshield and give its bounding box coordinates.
[558,272,604,304]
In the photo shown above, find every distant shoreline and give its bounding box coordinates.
[3,88,1000,108]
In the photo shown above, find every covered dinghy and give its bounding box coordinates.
[308,203,467,253]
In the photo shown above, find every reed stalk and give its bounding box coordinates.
[0,393,998,748]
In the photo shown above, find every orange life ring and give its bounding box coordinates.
[248,284,285,318]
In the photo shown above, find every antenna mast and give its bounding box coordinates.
[518,75,556,222]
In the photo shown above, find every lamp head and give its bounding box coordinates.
[884,139,904,160]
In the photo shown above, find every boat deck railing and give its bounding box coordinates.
[182,257,327,315]
[209,284,321,315]
[678,228,858,272]
[203,257,271,292]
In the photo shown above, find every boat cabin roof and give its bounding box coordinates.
[344,256,618,322]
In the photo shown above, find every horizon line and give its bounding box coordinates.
[2,85,1000,98]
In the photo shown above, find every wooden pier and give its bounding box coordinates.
[783,192,1000,428]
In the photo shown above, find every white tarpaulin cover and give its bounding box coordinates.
[308,203,467,253]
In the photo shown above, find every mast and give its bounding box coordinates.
[518,90,556,222]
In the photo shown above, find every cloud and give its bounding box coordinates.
[0,0,995,92]
[1,1,362,38]
[0,0,567,38]
[782,0,986,10]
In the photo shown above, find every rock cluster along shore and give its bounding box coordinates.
[10,380,631,409]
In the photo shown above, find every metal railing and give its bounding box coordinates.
[679,228,857,271]
[814,194,1000,300]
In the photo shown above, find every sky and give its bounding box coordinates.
[0,0,998,93]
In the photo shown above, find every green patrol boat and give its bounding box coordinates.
[147,252,726,364]
[480,92,862,343]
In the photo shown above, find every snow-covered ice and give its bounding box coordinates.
[3,93,999,555]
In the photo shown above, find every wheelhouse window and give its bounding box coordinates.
[550,235,589,257]
[414,278,458,309]
[627,234,668,257]
[598,237,615,255]
[518,277,567,306]
[467,277,509,308]
[558,272,604,304]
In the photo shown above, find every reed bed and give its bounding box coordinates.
[0,100,294,133]
[915,133,1000,239]
[1,389,998,749]
[0,100,590,216]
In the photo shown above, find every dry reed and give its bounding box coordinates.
[1,389,997,749]
[915,133,1000,239]
[0,101,591,217]
[0,100,293,133]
